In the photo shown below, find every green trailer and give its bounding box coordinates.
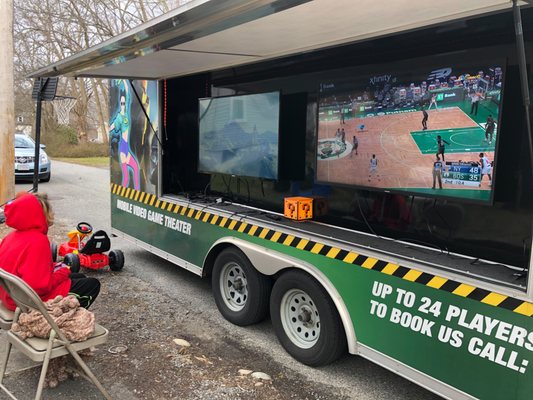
[32,1,533,398]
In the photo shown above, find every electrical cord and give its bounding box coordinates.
[128,79,164,151]
[356,194,380,238]
[163,80,168,141]
[203,180,211,198]
[393,237,445,254]
[220,175,234,201]
[265,213,282,221]
[239,177,250,203]
[0,187,37,212]
[235,210,264,222]
[176,178,186,197]
[469,257,526,273]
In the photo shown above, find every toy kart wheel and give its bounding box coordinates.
[50,243,58,262]
[108,250,124,271]
[76,222,93,235]
[63,253,81,273]
[212,247,271,326]
[270,270,347,366]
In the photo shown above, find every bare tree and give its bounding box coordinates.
[13,0,190,143]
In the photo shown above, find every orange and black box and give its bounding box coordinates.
[284,197,314,221]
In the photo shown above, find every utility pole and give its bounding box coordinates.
[0,0,14,205]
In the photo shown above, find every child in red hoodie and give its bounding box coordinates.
[0,192,100,310]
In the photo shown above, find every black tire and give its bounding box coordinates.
[41,173,51,183]
[63,253,80,273]
[50,243,58,262]
[108,249,125,271]
[270,270,347,366]
[212,247,272,326]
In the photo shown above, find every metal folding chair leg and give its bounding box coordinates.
[34,331,56,400]
[66,346,112,400]
[0,340,16,399]
[0,337,112,400]
[0,383,17,400]
[0,339,12,385]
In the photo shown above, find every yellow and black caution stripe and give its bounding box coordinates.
[111,184,533,317]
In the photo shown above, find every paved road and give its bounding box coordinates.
[16,160,440,400]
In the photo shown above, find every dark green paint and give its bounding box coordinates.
[111,194,532,399]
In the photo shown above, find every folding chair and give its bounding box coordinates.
[0,269,112,400]
[0,301,14,330]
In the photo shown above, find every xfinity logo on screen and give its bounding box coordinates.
[369,75,395,85]
[428,67,452,81]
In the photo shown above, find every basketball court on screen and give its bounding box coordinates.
[317,106,495,201]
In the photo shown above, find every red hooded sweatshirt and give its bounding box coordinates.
[0,193,71,310]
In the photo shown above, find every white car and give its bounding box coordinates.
[14,133,51,182]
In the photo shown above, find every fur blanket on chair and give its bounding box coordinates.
[10,295,95,341]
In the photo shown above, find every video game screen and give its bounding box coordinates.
[198,91,280,180]
[316,62,504,203]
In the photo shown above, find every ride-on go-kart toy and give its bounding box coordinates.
[55,222,124,273]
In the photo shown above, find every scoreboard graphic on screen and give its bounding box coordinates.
[442,162,481,187]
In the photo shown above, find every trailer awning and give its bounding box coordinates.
[29,0,525,80]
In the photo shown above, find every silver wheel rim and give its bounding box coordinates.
[280,288,320,349]
[219,261,248,312]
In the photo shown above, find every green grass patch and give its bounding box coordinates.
[44,141,109,158]
[42,126,110,158]
[53,157,109,168]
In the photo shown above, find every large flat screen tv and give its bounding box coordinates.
[198,91,280,180]
[316,61,505,204]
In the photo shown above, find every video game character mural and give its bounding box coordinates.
[109,79,159,194]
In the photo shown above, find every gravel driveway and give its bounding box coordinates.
[2,160,440,400]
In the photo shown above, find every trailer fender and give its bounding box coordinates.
[205,237,358,354]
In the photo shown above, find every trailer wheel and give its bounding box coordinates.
[270,270,347,366]
[212,247,271,326]
[64,253,80,273]
[108,250,125,271]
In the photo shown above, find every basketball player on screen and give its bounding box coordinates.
[335,128,341,142]
[436,135,450,162]
[432,154,443,189]
[470,91,481,115]
[339,107,345,124]
[422,108,429,130]
[350,135,359,157]
[485,114,496,145]
[368,154,380,182]
[478,152,492,186]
